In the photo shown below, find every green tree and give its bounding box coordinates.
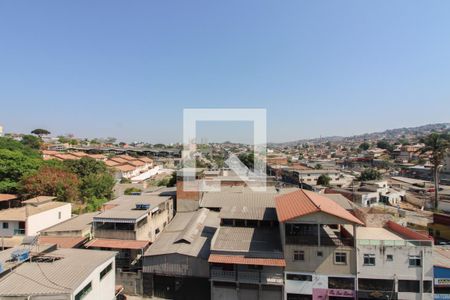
[238,152,254,170]
[0,137,40,158]
[419,133,449,210]
[64,157,115,202]
[377,140,394,152]
[21,135,42,150]
[359,142,370,151]
[359,168,382,181]
[31,128,51,138]
[0,149,42,193]
[20,166,80,203]
[314,163,323,170]
[317,174,331,186]
[124,187,142,195]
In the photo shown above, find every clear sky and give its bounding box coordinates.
[0,1,449,143]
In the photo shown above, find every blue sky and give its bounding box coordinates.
[0,1,449,143]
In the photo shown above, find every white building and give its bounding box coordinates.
[354,223,434,300]
[0,196,71,237]
[0,248,117,300]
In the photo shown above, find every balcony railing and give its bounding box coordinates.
[210,269,283,285]
[285,235,354,247]
[13,229,25,235]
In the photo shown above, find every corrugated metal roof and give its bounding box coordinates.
[0,248,116,296]
[209,254,286,267]
[275,189,363,224]
[85,238,150,250]
[39,236,87,248]
[211,227,283,258]
[144,208,219,258]
[42,212,98,233]
[219,206,277,221]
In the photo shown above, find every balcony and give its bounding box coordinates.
[285,235,353,247]
[13,229,25,235]
[210,269,283,285]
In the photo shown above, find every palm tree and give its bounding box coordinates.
[419,133,449,210]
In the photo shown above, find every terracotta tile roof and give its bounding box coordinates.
[127,160,145,167]
[54,153,79,160]
[208,254,286,267]
[115,164,136,172]
[110,157,129,164]
[69,152,89,157]
[0,194,18,202]
[85,238,150,250]
[87,154,106,160]
[116,155,137,161]
[138,157,153,163]
[275,189,363,225]
[39,236,87,248]
[105,160,120,167]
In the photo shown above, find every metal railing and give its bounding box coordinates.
[285,235,354,247]
[357,239,432,247]
[13,229,25,235]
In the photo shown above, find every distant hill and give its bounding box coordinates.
[270,123,450,146]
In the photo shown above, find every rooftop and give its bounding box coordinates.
[219,206,277,221]
[41,212,99,234]
[275,189,363,224]
[0,194,18,202]
[0,201,69,222]
[144,208,219,258]
[0,248,116,297]
[95,195,170,222]
[85,238,150,250]
[211,226,283,258]
[38,236,87,248]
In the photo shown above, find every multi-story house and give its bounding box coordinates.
[209,204,285,300]
[86,194,173,269]
[0,196,71,238]
[0,248,117,300]
[142,208,220,300]
[275,189,364,300]
[354,221,434,300]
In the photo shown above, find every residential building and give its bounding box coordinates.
[0,196,71,237]
[428,213,450,243]
[0,248,117,300]
[39,212,100,248]
[354,221,433,300]
[275,189,364,300]
[434,247,450,300]
[209,206,285,300]
[87,194,173,269]
[143,208,220,299]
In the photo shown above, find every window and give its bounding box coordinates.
[409,255,421,267]
[334,252,347,264]
[155,228,160,235]
[100,263,113,280]
[363,254,375,266]
[328,277,355,290]
[286,274,312,281]
[398,280,420,293]
[386,254,393,261]
[293,250,304,261]
[358,278,394,292]
[75,282,92,300]
[423,281,433,293]
[436,230,441,237]
[58,211,61,219]
[2,222,8,229]
[317,251,323,257]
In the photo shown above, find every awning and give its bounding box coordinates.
[208,254,286,267]
[85,238,150,250]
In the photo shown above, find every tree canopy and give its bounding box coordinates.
[317,174,331,186]
[21,135,42,150]
[358,168,382,181]
[31,128,50,137]
[359,142,370,151]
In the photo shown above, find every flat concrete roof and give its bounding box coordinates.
[355,227,404,241]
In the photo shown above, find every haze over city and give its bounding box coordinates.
[1,1,450,143]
